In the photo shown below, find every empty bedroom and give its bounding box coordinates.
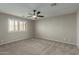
[0,3,79,55]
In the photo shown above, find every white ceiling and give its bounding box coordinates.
[0,3,79,19]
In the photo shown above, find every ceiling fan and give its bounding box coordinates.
[26,10,44,19]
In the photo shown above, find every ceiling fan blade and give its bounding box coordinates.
[33,10,36,12]
[37,11,40,14]
[33,10,36,15]
[37,15,44,17]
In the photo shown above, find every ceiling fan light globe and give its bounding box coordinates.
[32,15,37,18]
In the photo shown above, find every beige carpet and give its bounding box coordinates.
[0,38,79,55]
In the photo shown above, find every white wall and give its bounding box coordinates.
[0,12,77,45]
[0,13,33,45]
[35,13,76,45]
[77,10,79,47]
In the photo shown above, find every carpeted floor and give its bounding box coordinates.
[0,38,79,55]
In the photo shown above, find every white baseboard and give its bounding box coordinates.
[35,37,77,46]
[0,37,32,45]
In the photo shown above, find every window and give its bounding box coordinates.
[19,21,24,31]
[23,22,26,31]
[14,20,18,31]
[19,21,26,31]
[8,19,14,32]
[8,19,26,32]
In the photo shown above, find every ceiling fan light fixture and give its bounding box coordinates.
[32,15,37,18]
[26,9,44,20]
